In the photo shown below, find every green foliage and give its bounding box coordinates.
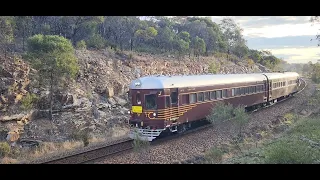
[208,61,220,74]
[287,117,320,141]
[193,36,206,57]
[233,105,249,132]
[76,40,87,50]
[26,34,79,79]
[3,16,284,67]
[86,34,106,49]
[204,147,224,164]
[206,101,234,124]
[264,138,318,164]
[0,142,11,158]
[21,93,39,110]
[264,117,320,164]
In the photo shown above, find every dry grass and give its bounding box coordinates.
[1,157,18,164]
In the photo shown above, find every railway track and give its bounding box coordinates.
[39,79,307,164]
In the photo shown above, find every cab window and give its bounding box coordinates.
[171,92,178,104]
[145,94,157,110]
[136,93,141,105]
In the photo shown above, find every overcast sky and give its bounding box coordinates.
[210,16,320,64]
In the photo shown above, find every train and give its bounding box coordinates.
[127,72,301,141]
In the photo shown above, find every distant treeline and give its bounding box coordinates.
[0,16,284,69]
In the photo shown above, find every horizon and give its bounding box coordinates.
[210,16,320,64]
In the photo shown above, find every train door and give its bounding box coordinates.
[262,74,271,102]
[165,95,171,121]
[169,88,179,121]
[268,80,272,101]
[262,80,270,102]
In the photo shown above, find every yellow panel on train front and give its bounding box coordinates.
[132,106,142,113]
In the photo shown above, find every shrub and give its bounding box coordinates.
[233,105,250,135]
[264,138,318,164]
[206,101,233,125]
[208,61,220,74]
[132,129,150,153]
[76,40,87,50]
[247,58,255,68]
[128,53,134,60]
[204,148,224,164]
[284,113,297,123]
[0,142,11,158]
[21,93,38,110]
[70,130,90,147]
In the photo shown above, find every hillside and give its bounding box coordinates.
[0,49,270,151]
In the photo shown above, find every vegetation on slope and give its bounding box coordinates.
[0,16,284,71]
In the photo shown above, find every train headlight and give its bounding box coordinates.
[128,111,131,114]
[153,113,156,117]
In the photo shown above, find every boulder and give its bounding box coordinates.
[107,97,117,106]
[106,87,114,97]
[113,96,127,106]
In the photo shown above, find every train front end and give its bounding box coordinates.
[128,77,166,141]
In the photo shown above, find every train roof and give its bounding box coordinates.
[129,73,267,89]
[263,72,299,80]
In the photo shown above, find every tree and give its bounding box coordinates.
[193,36,206,58]
[310,16,320,46]
[0,16,15,58]
[26,34,79,120]
[14,16,32,51]
[219,18,246,59]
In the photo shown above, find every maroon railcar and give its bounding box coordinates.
[128,72,300,141]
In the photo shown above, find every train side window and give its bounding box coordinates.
[165,96,170,108]
[189,93,197,104]
[181,94,189,105]
[210,91,216,100]
[222,89,227,98]
[236,88,240,95]
[261,85,264,91]
[198,92,204,102]
[204,92,210,101]
[216,90,222,99]
[231,88,235,96]
[240,87,245,95]
[136,93,141,105]
[250,87,253,93]
[245,87,249,94]
[284,82,286,86]
[171,92,178,104]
